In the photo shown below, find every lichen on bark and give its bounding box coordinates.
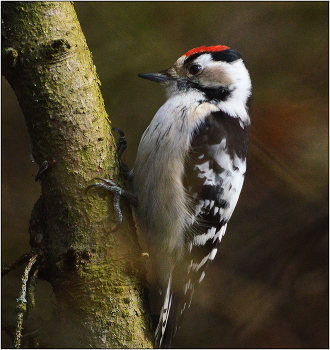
[2,2,153,348]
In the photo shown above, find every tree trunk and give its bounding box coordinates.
[2,2,153,348]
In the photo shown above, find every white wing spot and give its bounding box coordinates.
[209,248,218,260]
[184,279,192,294]
[214,224,227,243]
[198,271,206,283]
[192,254,210,272]
[193,227,217,246]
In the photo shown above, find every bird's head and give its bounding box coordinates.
[138,45,252,106]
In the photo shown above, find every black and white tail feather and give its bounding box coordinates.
[134,45,252,348]
[155,275,174,348]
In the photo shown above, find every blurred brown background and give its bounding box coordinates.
[2,2,328,348]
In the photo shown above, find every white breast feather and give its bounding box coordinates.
[133,92,219,266]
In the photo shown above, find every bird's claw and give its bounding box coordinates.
[112,128,127,159]
[35,159,56,181]
[87,129,133,232]
[86,178,124,231]
[86,178,137,232]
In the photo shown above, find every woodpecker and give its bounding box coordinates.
[90,45,251,348]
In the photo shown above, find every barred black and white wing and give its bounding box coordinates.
[183,109,249,307]
[156,110,249,348]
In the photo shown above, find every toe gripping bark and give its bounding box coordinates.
[86,128,137,231]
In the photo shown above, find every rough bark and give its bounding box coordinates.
[2,2,153,348]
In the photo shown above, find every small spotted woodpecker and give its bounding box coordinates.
[135,45,251,347]
[90,45,251,348]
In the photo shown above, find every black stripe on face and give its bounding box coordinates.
[195,84,231,102]
[177,80,231,102]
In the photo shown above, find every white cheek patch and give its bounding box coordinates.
[217,60,251,123]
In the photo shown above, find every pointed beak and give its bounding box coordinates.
[138,72,169,83]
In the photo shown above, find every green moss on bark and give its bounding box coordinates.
[2,2,153,348]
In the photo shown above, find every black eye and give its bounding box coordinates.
[189,64,202,75]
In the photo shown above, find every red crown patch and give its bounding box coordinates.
[184,45,230,57]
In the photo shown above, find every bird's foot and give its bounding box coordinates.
[86,178,137,232]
